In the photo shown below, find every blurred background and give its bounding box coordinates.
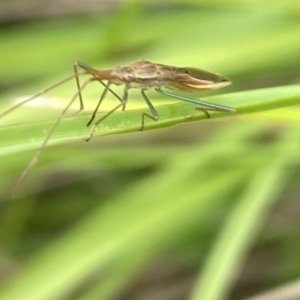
[1,1,300,300]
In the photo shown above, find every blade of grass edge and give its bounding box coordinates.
[189,129,299,300]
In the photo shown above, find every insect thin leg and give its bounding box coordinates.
[195,107,210,118]
[86,82,112,126]
[72,78,125,119]
[156,89,236,113]
[86,81,127,127]
[73,63,122,116]
[74,62,84,111]
[85,87,129,142]
[98,81,126,111]
[140,90,159,131]
[76,61,125,112]
[12,78,93,196]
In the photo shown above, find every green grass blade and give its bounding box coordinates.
[1,84,300,157]
[189,129,300,300]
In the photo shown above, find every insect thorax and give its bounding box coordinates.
[110,60,166,90]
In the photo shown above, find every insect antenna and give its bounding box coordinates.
[0,73,86,120]
[12,78,93,196]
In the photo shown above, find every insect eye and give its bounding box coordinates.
[124,74,133,82]
[179,68,189,74]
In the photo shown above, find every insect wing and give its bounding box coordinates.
[157,65,231,92]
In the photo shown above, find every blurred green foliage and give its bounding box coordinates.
[0,1,300,300]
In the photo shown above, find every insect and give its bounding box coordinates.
[0,59,236,195]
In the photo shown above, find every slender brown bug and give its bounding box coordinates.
[0,59,236,195]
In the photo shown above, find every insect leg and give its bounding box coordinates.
[194,107,224,118]
[156,89,236,115]
[84,86,128,142]
[99,81,126,111]
[86,82,112,127]
[12,78,93,196]
[73,61,125,116]
[140,90,159,131]
[76,61,125,110]
[74,62,84,112]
